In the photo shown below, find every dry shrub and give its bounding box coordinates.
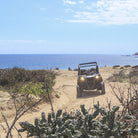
[108,68,138,118]
[129,69,138,84]
[108,68,138,84]
[110,83,138,118]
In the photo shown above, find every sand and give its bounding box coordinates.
[0,67,131,137]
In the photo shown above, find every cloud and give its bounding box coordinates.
[63,0,76,5]
[63,0,84,5]
[78,1,84,4]
[65,0,138,25]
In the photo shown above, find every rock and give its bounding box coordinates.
[55,93,60,98]
[0,106,6,111]
[133,52,138,55]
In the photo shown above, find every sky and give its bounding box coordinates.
[0,0,138,54]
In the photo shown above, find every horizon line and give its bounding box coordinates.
[0,53,131,55]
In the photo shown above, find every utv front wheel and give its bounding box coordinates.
[101,82,105,94]
[77,86,82,98]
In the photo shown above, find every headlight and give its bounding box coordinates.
[95,75,100,79]
[80,76,85,81]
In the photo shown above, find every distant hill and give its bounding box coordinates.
[134,52,138,55]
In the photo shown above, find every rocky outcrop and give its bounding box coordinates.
[133,52,138,55]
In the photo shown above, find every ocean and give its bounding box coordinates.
[0,54,137,70]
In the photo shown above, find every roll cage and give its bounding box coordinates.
[78,62,99,75]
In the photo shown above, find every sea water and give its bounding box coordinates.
[0,54,137,70]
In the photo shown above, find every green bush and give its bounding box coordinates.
[19,103,138,137]
[0,67,56,96]
[19,83,44,96]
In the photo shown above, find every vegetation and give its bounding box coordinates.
[73,69,78,71]
[107,68,138,120]
[1,88,50,138]
[107,69,138,84]
[0,67,137,137]
[0,67,56,138]
[107,68,138,118]
[68,67,72,71]
[0,67,56,96]
[55,67,59,70]
[110,83,137,119]
[112,65,120,68]
[19,103,138,137]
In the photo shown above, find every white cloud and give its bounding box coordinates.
[63,0,76,5]
[66,0,138,25]
[78,1,84,4]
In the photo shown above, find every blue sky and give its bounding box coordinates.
[0,0,138,54]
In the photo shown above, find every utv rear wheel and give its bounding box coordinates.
[77,87,82,98]
[101,82,105,94]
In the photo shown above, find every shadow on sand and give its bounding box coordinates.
[79,90,103,99]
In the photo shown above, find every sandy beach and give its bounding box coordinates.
[0,66,135,137]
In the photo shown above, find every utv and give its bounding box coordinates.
[77,62,105,97]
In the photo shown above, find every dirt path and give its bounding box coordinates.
[0,67,122,137]
[52,68,121,111]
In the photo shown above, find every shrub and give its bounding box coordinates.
[0,67,56,96]
[0,67,30,87]
[124,65,131,68]
[110,82,138,119]
[73,68,78,71]
[112,65,120,69]
[129,70,138,84]
[55,67,59,70]
[107,69,138,84]
[132,65,138,69]
[19,83,45,96]
[107,70,128,82]
[108,69,138,117]
[68,67,72,71]
[19,103,138,137]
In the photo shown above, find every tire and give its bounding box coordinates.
[77,86,82,98]
[101,82,105,94]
